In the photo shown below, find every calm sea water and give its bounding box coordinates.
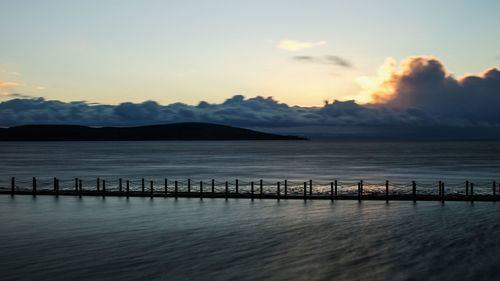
[0,140,499,193]
[1,141,500,280]
[1,196,500,281]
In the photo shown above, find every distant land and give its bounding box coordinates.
[0,123,307,141]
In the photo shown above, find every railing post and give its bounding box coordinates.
[438,181,442,197]
[126,180,130,197]
[79,179,82,195]
[260,179,263,195]
[412,181,416,200]
[330,182,334,200]
[119,178,123,192]
[200,181,203,199]
[360,180,363,196]
[251,181,254,198]
[277,182,280,199]
[309,180,312,196]
[225,181,228,199]
[303,182,307,199]
[11,177,15,195]
[357,182,361,200]
[470,183,474,201]
[56,178,59,196]
[75,177,78,192]
[211,179,215,193]
[466,180,469,196]
[103,180,106,196]
[284,180,288,197]
[165,178,168,195]
[235,179,239,194]
[53,177,57,193]
[33,177,37,195]
[175,181,178,198]
[141,178,145,194]
[385,180,389,199]
[188,178,191,193]
[97,177,100,192]
[150,180,153,197]
[493,181,496,197]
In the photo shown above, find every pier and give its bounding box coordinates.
[1,177,499,201]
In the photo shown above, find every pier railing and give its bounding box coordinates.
[1,177,499,201]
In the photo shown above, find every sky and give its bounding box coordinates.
[1,0,500,138]
[1,0,499,106]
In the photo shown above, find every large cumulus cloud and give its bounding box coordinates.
[1,56,499,138]
[366,56,500,126]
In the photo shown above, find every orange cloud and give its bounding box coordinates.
[0,81,20,96]
[355,56,454,105]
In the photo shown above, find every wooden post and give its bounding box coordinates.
[438,181,442,197]
[126,180,130,196]
[119,178,123,192]
[309,180,312,196]
[360,180,363,196]
[188,178,191,193]
[235,179,239,194]
[164,178,168,195]
[493,181,496,197]
[330,182,334,200]
[303,182,307,199]
[141,178,145,193]
[284,180,288,197]
[225,181,228,199]
[260,179,263,195]
[470,182,474,201]
[175,181,178,198]
[53,177,57,193]
[75,178,78,192]
[200,181,203,198]
[79,179,82,195]
[412,181,416,200]
[385,180,389,199]
[11,177,15,195]
[103,180,106,196]
[56,178,59,196]
[150,180,153,197]
[211,179,215,193]
[33,177,37,195]
[335,180,338,197]
[251,181,254,198]
[466,180,469,196]
[277,182,280,199]
[97,177,100,192]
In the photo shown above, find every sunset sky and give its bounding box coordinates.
[1,0,499,106]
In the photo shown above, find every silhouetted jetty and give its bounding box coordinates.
[2,177,499,202]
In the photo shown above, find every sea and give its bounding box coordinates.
[1,140,500,280]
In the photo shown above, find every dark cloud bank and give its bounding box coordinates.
[1,57,500,139]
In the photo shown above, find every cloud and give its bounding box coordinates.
[277,40,326,51]
[1,56,499,138]
[0,81,20,96]
[0,81,19,87]
[357,56,500,126]
[36,86,45,90]
[293,55,352,68]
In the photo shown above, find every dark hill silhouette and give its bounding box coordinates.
[0,123,306,141]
